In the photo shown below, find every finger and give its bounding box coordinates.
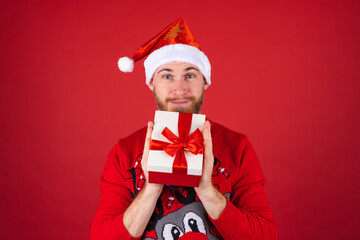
[202,121,213,172]
[142,121,154,159]
[202,121,209,141]
[142,121,154,180]
[145,121,154,140]
[203,121,213,154]
[144,121,154,147]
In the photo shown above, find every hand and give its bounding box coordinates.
[123,122,163,237]
[194,120,215,194]
[194,120,227,219]
[141,121,164,192]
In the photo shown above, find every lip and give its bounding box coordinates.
[170,100,190,105]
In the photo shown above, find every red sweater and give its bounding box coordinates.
[90,121,277,240]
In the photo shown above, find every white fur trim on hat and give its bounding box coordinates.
[118,57,134,72]
[144,44,211,85]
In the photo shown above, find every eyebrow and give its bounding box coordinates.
[184,67,200,72]
[156,66,200,74]
[157,68,173,74]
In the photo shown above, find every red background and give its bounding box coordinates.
[1,0,359,239]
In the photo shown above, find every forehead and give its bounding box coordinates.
[155,62,200,73]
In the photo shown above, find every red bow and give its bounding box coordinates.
[150,113,204,175]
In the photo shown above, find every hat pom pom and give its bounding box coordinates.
[118,57,134,72]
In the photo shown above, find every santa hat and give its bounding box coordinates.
[118,17,211,85]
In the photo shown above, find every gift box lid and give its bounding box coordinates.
[148,110,205,176]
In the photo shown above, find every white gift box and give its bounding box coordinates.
[147,110,206,187]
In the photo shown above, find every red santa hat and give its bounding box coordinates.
[118,17,211,85]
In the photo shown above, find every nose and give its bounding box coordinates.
[178,231,208,240]
[172,78,189,95]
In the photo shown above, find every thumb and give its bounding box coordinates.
[203,121,212,156]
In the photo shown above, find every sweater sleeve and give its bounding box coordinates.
[209,137,277,240]
[90,142,141,240]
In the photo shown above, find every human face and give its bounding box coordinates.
[148,62,209,114]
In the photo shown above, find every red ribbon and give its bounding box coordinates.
[150,113,204,175]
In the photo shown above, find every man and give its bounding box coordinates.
[90,18,277,240]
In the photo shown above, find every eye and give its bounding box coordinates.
[186,74,194,79]
[188,218,199,232]
[163,74,172,80]
[183,211,206,234]
[163,223,184,240]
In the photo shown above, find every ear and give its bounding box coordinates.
[148,78,154,91]
[203,78,210,91]
[204,83,210,91]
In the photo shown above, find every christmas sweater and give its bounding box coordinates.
[90,121,277,240]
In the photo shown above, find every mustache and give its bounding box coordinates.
[165,97,196,103]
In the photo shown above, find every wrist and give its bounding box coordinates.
[195,185,227,219]
[195,184,216,198]
[142,183,163,197]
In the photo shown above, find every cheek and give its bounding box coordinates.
[154,84,170,98]
[193,84,204,95]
